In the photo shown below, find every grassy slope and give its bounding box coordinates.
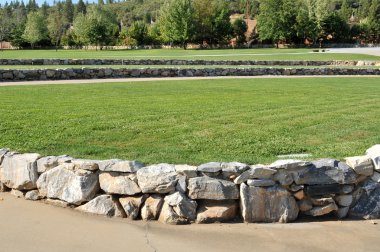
[0,77,379,165]
[1,49,380,61]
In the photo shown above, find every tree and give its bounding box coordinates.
[294,0,320,44]
[320,12,350,43]
[212,6,233,45]
[75,0,87,16]
[367,0,380,42]
[159,0,194,49]
[64,0,74,23]
[128,21,148,45]
[232,18,248,44]
[48,3,68,50]
[22,11,48,48]
[0,9,14,49]
[339,0,351,21]
[257,0,297,47]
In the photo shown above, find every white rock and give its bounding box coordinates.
[99,172,141,195]
[175,164,197,178]
[197,162,222,173]
[0,153,40,190]
[98,159,144,173]
[270,159,311,170]
[10,189,24,198]
[119,195,148,220]
[36,164,99,205]
[164,192,197,221]
[366,145,380,171]
[76,195,125,217]
[345,156,374,176]
[141,194,164,220]
[37,155,72,174]
[136,164,178,194]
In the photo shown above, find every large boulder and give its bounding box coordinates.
[119,195,148,220]
[188,177,239,200]
[141,194,164,220]
[240,183,299,223]
[99,172,141,195]
[270,159,312,170]
[37,155,72,174]
[293,159,357,185]
[36,163,99,205]
[0,153,40,190]
[197,162,222,173]
[98,159,144,173]
[349,180,380,219]
[221,162,249,180]
[76,195,125,217]
[366,145,380,171]
[196,200,238,223]
[71,159,99,171]
[136,164,178,194]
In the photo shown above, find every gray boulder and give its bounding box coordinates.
[0,153,40,190]
[136,164,178,194]
[221,162,249,180]
[98,159,144,173]
[188,177,239,200]
[306,203,338,216]
[141,194,164,220]
[158,202,189,225]
[293,159,357,185]
[99,172,141,195]
[119,195,148,220]
[270,159,312,170]
[240,183,299,223]
[196,200,238,223]
[247,179,275,187]
[71,159,99,171]
[197,162,222,173]
[36,163,99,205]
[234,165,277,184]
[350,180,380,219]
[76,195,125,217]
[25,190,44,201]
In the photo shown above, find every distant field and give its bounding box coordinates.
[0,77,379,165]
[1,48,380,61]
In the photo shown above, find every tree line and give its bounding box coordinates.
[0,0,379,50]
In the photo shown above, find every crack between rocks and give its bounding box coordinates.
[144,222,157,252]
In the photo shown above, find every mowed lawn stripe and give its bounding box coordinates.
[0,77,379,164]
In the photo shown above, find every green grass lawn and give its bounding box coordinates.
[0,77,379,165]
[1,48,380,61]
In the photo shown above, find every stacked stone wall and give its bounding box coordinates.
[1,145,380,224]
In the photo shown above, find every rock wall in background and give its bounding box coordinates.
[1,145,380,225]
[1,67,380,82]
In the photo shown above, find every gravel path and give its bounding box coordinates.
[327,47,380,56]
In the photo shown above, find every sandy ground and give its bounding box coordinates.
[0,75,379,87]
[1,193,380,252]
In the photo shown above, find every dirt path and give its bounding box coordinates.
[0,75,379,87]
[1,193,380,252]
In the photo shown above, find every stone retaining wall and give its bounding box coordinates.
[1,145,380,224]
[1,67,380,81]
[1,59,380,66]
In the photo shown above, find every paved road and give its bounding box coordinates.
[1,193,380,252]
[327,47,380,56]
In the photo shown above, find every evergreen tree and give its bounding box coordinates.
[76,0,87,16]
[64,0,74,23]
